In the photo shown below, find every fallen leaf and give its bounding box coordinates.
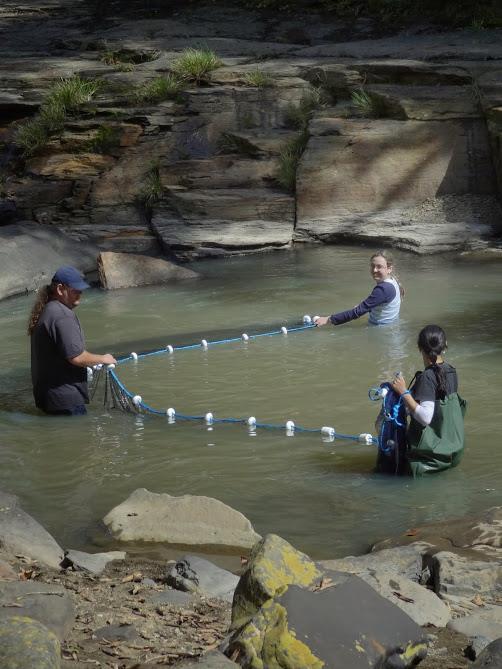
[392,591,415,603]
[472,594,484,606]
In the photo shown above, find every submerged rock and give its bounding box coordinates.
[103,488,261,550]
[97,250,198,289]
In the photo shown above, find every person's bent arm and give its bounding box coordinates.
[391,376,434,426]
[315,283,393,327]
[69,351,117,367]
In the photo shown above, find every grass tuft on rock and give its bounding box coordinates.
[277,130,309,193]
[139,161,163,207]
[243,70,274,88]
[285,87,326,130]
[16,76,100,156]
[86,125,122,153]
[133,75,183,104]
[171,48,222,84]
[350,88,386,118]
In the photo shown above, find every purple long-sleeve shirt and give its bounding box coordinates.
[329,281,397,326]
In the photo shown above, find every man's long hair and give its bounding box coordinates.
[27,284,56,335]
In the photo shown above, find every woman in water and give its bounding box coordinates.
[389,324,466,476]
[314,250,403,327]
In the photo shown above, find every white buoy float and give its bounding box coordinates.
[205,412,214,425]
[86,367,93,382]
[321,426,335,437]
[247,416,256,427]
[166,345,174,354]
[281,326,288,335]
[303,315,312,325]
[285,420,295,436]
[201,339,208,349]
[132,395,142,407]
[242,333,249,342]
[131,352,138,361]
[93,363,103,371]
[359,433,374,445]
[107,363,115,370]
[313,315,320,323]
[166,407,176,423]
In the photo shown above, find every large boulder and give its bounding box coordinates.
[229,578,427,669]
[103,488,261,551]
[97,251,198,289]
[231,534,323,630]
[0,224,97,300]
[0,616,60,669]
[0,491,64,569]
[0,582,74,641]
[473,638,502,668]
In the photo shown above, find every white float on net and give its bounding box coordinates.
[166,407,176,423]
[166,345,174,354]
[107,363,115,370]
[205,412,214,425]
[285,420,295,436]
[281,326,288,335]
[131,352,138,361]
[201,339,208,349]
[242,333,249,342]
[303,315,312,325]
[359,433,374,445]
[132,395,142,407]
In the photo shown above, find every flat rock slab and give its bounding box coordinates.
[0,224,97,300]
[62,549,126,575]
[356,568,450,627]
[149,588,194,607]
[319,542,433,582]
[0,615,60,669]
[103,488,261,551]
[97,251,198,290]
[93,623,139,642]
[0,490,64,568]
[0,581,75,641]
[449,605,502,643]
[166,555,239,603]
[281,580,427,668]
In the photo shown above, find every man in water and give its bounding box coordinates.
[28,266,116,415]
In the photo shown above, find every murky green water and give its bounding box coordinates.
[1,245,501,559]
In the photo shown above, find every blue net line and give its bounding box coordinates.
[104,321,378,445]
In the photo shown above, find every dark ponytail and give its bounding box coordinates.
[27,284,55,335]
[417,324,448,399]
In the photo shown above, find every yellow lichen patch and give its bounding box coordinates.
[231,599,324,669]
[399,640,428,661]
[232,535,322,630]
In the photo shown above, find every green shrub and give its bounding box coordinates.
[243,70,274,88]
[133,75,183,103]
[139,161,163,206]
[277,130,309,192]
[171,48,222,84]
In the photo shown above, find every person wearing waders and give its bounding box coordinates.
[28,266,116,415]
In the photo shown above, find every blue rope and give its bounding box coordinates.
[105,320,377,445]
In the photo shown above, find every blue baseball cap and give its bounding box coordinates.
[51,266,90,291]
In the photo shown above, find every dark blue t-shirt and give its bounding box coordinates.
[31,300,88,411]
